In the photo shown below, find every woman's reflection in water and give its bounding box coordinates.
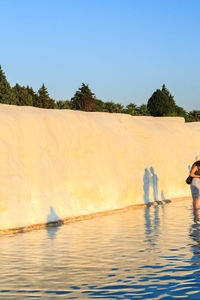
[193,208,200,224]
[190,209,200,270]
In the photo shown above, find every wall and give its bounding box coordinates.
[0,104,198,230]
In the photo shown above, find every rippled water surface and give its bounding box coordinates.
[1,199,200,299]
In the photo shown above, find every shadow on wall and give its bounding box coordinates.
[161,190,167,200]
[47,206,60,223]
[46,206,64,238]
[143,167,166,203]
[143,168,151,204]
[150,167,158,202]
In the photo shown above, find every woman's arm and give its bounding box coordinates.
[190,164,200,178]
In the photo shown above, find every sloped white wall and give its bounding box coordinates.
[0,104,198,230]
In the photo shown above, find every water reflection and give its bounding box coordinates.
[144,205,161,249]
[189,218,200,285]
[0,199,199,299]
[193,208,200,224]
[46,226,61,239]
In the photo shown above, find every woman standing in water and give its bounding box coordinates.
[190,156,200,210]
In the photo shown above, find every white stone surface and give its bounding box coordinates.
[0,104,198,230]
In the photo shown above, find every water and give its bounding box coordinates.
[1,199,200,299]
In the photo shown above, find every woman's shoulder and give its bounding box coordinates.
[191,162,197,169]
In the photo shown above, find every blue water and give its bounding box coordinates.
[1,199,200,299]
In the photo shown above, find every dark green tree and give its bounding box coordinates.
[123,102,139,115]
[71,83,97,111]
[38,84,55,109]
[147,88,176,116]
[0,65,18,105]
[187,110,200,122]
[160,84,188,120]
[95,99,105,112]
[26,85,40,107]
[161,84,171,97]
[161,84,176,108]
[114,103,124,113]
[13,83,33,106]
[174,105,188,119]
[103,101,122,113]
[103,101,116,113]
[56,100,72,109]
[137,104,150,116]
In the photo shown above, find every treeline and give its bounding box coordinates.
[0,65,199,122]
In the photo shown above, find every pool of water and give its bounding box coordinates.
[1,199,200,299]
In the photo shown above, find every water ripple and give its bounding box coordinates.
[1,199,200,299]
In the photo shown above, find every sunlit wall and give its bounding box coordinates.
[0,104,198,230]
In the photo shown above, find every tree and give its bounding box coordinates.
[137,104,150,116]
[95,99,105,112]
[123,102,139,115]
[147,88,176,116]
[103,101,115,113]
[114,103,124,113]
[187,110,200,122]
[26,85,40,107]
[13,83,33,106]
[56,100,72,109]
[103,101,121,113]
[161,84,176,108]
[161,84,171,98]
[71,83,97,112]
[0,65,18,105]
[174,105,188,119]
[38,84,55,109]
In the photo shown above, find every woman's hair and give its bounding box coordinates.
[191,161,200,169]
[195,160,200,167]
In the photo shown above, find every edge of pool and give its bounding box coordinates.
[0,196,192,235]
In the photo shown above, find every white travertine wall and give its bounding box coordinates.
[0,104,199,230]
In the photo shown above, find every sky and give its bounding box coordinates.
[0,0,200,111]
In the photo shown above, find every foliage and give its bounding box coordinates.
[147,84,189,118]
[137,104,150,116]
[26,86,40,107]
[13,84,33,106]
[71,83,96,111]
[174,105,188,119]
[56,100,72,109]
[123,103,139,115]
[103,101,124,113]
[0,65,18,105]
[38,84,55,109]
[95,99,105,112]
[147,87,176,116]
[0,66,199,122]
[161,84,177,109]
[187,110,200,122]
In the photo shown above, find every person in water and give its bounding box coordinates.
[190,156,200,210]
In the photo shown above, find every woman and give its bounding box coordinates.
[190,156,200,210]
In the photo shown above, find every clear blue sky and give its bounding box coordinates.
[1,0,200,111]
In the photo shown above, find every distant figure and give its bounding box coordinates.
[190,156,200,210]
